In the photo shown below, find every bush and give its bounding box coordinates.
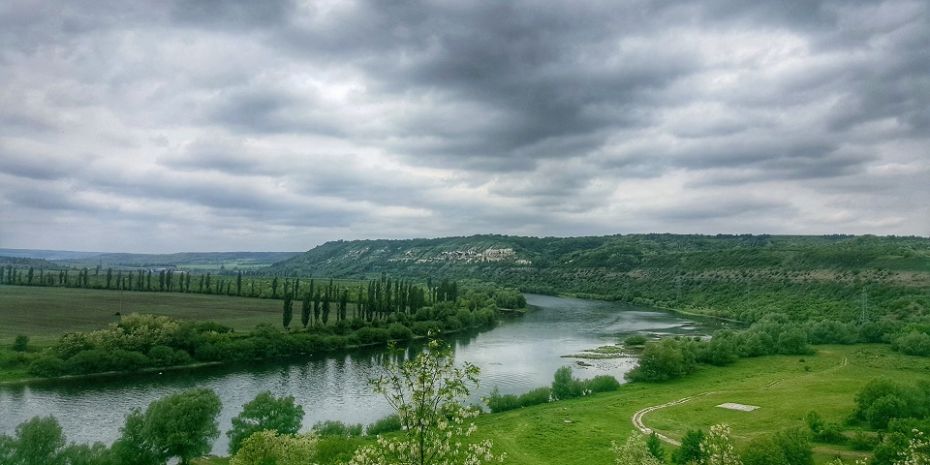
[624,334,647,346]
[148,345,192,367]
[849,431,878,451]
[486,387,522,413]
[313,420,364,438]
[518,387,551,407]
[386,323,413,341]
[626,339,697,382]
[551,366,584,400]
[586,375,621,393]
[366,415,402,436]
[28,354,66,377]
[12,335,29,352]
[892,331,930,356]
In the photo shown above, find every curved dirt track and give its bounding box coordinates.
[631,396,695,446]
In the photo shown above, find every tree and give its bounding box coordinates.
[229,430,318,465]
[111,410,160,465]
[674,429,705,465]
[271,277,279,298]
[348,340,504,465]
[301,293,312,329]
[551,366,582,400]
[227,391,305,454]
[894,429,930,465]
[773,428,813,465]
[613,432,662,465]
[142,388,222,465]
[282,294,293,330]
[10,416,66,465]
[236,271,242,296]
[12,335,29,352]
[742,436,788,465]
[702,424,743,465]
[647,432,665,462]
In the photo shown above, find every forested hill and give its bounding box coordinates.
[269,234,930,323]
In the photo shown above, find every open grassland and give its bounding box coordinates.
[0,285,287,343]
[194,345,929,465]
[471,344,928,465]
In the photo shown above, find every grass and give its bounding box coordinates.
[467,344,930,465]
[0,285,288,344]
[194,345,929,465]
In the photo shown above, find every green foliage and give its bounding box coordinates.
[673,429,705,465]
[312,421,364,438]
[893,331,930,356]
[855,378,930,429]
[365,414,402,436]
[227,391,305,454]
[348,340,502,465]
[228,430,318,465]
[551,366,582,400]
[12,335,29,352]
[9,416,66,465]
[624,334,647,346]
[645,432,664,462]
[612,432,662,465]
[626,338,697,382]
[138,388,222,465]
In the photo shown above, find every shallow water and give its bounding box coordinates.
[0,294,710,454]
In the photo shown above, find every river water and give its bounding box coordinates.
[0,294,710,454]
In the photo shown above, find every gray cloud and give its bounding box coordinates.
[0,0,927,252]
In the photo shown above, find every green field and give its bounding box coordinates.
[470,344,927,465]
[0,285,289,343]
[192,344,929,465]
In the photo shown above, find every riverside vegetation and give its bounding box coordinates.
[0,276,526,382]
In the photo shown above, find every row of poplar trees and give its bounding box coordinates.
[280,275,460,330]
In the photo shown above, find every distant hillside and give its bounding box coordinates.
[0,248,103,261]
[269,234,930,322]
[58,251,301,271]
[0,249,300,272]
[0,255,62,269]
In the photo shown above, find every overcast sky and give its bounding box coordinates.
[1,0,928,253]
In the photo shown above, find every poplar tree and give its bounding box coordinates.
[236,271,242,296]
[301,293,311,329]
[106,268,113,289]
[282,293,293,330]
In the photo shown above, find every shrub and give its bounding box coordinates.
[486,387,521,413]
[892,331,930,356]
[552,366,584,400]
[624,334,647,346]
[386,323,413,341]
[518,387,551,407]
[313,420,364,438]
[366,415,402,436]
[586,375,621,393]
[12,335,29,352]
[28,354,66,377]
[626,338,697,382]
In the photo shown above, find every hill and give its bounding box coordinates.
[269,234,930,322]
[0,249,301,272]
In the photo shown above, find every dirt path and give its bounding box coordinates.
[631,396,695,446]
[631,356,850,446]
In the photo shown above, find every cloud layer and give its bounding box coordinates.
[1,0,928,252]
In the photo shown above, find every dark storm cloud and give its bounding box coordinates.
[0,0,927,252]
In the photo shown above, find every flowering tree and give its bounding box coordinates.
[613,432,662,465]
[349,340,504,465]
[229,430,318,465]
[896,430,930,465]
[701,424,743,465]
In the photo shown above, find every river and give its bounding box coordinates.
[0,294,711,454]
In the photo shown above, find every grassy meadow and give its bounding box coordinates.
[191,344,930,465]
[468,344,929,465]
[0,285,290,344]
